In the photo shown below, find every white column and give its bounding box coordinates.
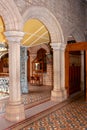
[51,43,67,102]
[60,44,67,98]
[4,31,25,122]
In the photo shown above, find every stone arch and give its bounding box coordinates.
[0,0,22,31]
[28,44,50,54]
[23,6,64,43]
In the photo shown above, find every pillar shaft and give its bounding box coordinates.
[60,44,67,96]
[53,49,61,90]
[51,43,67,102]
[9,43,21,103]
[4,31,25,122]
[20,47,28,93]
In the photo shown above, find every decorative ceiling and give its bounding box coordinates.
[0,17,7,52]
[0,17,6,43]
[21,19,50,47]
[0,17,50,58]
[0,17,50,49]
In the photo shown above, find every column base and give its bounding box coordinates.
[51,89,67,102]
[5,103,25,122]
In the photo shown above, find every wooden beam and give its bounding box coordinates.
[66,42,87,51]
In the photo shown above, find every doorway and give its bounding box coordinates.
[65,42,87,99]
[69,51,81,95]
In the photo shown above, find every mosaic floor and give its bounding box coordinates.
[10,96,87,130]
[22,85,52,109]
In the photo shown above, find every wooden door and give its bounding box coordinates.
[69,65,81,95]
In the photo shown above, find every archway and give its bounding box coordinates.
[0,0,23,31]
[23,6,64,44]
[22,7,67,102]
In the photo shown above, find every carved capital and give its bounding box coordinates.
[50,43,62,50]
[4,31,25,44]
[60,44,67,51]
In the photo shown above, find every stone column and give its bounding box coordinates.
[20,47,29,93]
[4,31,25,122]
[60,44,67,98]
[51,43,67,102]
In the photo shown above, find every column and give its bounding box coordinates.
[20,47,29,93]
[60,44,67,98]
[81,51,84,91]
[51,43,67,102]
[4,31,25,122]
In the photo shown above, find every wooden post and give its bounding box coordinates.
[85,51,87,100]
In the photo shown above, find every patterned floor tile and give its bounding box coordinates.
[23,97,87,130]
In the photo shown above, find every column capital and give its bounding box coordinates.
[51,43,62,50]
[61,44,67,51]
[4,31,25,44]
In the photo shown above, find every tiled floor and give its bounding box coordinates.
[24,96,87,130]
[22,85,52,109]
[0,84,86,130]
[9,94,87,130]
[0,85,53,130]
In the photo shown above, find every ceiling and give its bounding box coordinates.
[0,17,7,52]
[0,17,50,51]
[21,19,50,47]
